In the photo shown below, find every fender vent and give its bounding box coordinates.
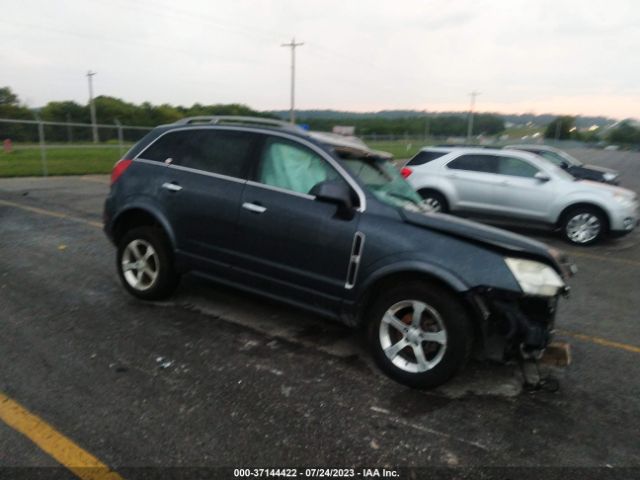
[345,232,365,289]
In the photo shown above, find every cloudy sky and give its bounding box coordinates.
[2,0,639,119]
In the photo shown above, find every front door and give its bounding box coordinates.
[491,155,556,221]
[233,135,360,311]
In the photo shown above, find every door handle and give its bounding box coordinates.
[161,182,182,192]
[242,202,267,214]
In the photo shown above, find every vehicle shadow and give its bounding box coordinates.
[169,274,528,399]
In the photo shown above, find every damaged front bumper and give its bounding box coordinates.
[470,289,566,362]
[470,250,575,362]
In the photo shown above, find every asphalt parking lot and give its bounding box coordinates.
[1,148,640,478]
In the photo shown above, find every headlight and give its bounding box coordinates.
[505,257,565,296]
[603,172,617,182]
[613,192,632,205]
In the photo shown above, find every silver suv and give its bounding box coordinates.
[403,147,638,245]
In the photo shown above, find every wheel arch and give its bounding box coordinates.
[556,202,611,232]
[111,206,176,249]
[354,266,484,355]
[355,263,474,325]
[409,173,456,207]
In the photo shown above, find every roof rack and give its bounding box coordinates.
[173,116,299,130]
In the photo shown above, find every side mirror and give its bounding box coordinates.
[560,162,570,169]
[310,180,354,216]
[534,172,551,182]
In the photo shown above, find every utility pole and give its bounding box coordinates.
[87,70,99,143]
[466,90,480,143]
[281,38,304,124]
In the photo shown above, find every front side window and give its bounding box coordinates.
[258,137,342,195]
[497,156,539,178]
[340,154,427,212]
[139,129,254,178]
[447,154,498,173]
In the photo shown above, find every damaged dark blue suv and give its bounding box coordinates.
[104,116,573,388]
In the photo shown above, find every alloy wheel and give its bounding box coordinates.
[121,239,159,291]
[378,300,447,373]
[424,197,442,212]
[566,213,601,244]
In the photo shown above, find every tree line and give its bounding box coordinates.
[1,86,638,146]
[289,113,505,137]
[0,86,272,143]
[544,115,640,146]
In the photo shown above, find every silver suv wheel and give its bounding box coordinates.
[566,212,602,244]
[424,197,442,212]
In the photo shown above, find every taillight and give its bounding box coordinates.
[111,159,133,185]
[400,166,413,178]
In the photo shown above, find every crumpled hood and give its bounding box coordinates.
[401,209,556,262]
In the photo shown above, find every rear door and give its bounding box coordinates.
[444,154,501,213]
[233,134,360,311]
[138,128,258,273]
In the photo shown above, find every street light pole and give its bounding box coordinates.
[281,38,304,124]
[466,90,480,143]
[87,70,99,143]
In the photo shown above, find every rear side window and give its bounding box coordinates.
[139,129,255,178]
[406,150,447,166]
[497,156,539,178]
[447,154,498,173]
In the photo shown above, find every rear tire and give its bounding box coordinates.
[560,206,606,246]
[366,281,473,389]
[117,226,179,300]
[418,189,448,213]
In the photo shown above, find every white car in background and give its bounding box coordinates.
[402,147,638,245]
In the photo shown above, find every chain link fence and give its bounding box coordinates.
[0,118,153,177]
[1,117,614,176]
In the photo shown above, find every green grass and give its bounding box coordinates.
[1,141,427,178]
[502,125,544,141]
[0,147,125,177]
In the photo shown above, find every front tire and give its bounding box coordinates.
[560,206,606,246]
[366,281,473,389]
[117,226,179,300]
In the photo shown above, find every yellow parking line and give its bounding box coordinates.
[0,199,102,229]
[0,392,124,480]
[558,330,640,355]
[568,250,640,268]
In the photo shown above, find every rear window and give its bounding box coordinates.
[406,150,447,166]
[139,129,255,178]
[447,154,498,173]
